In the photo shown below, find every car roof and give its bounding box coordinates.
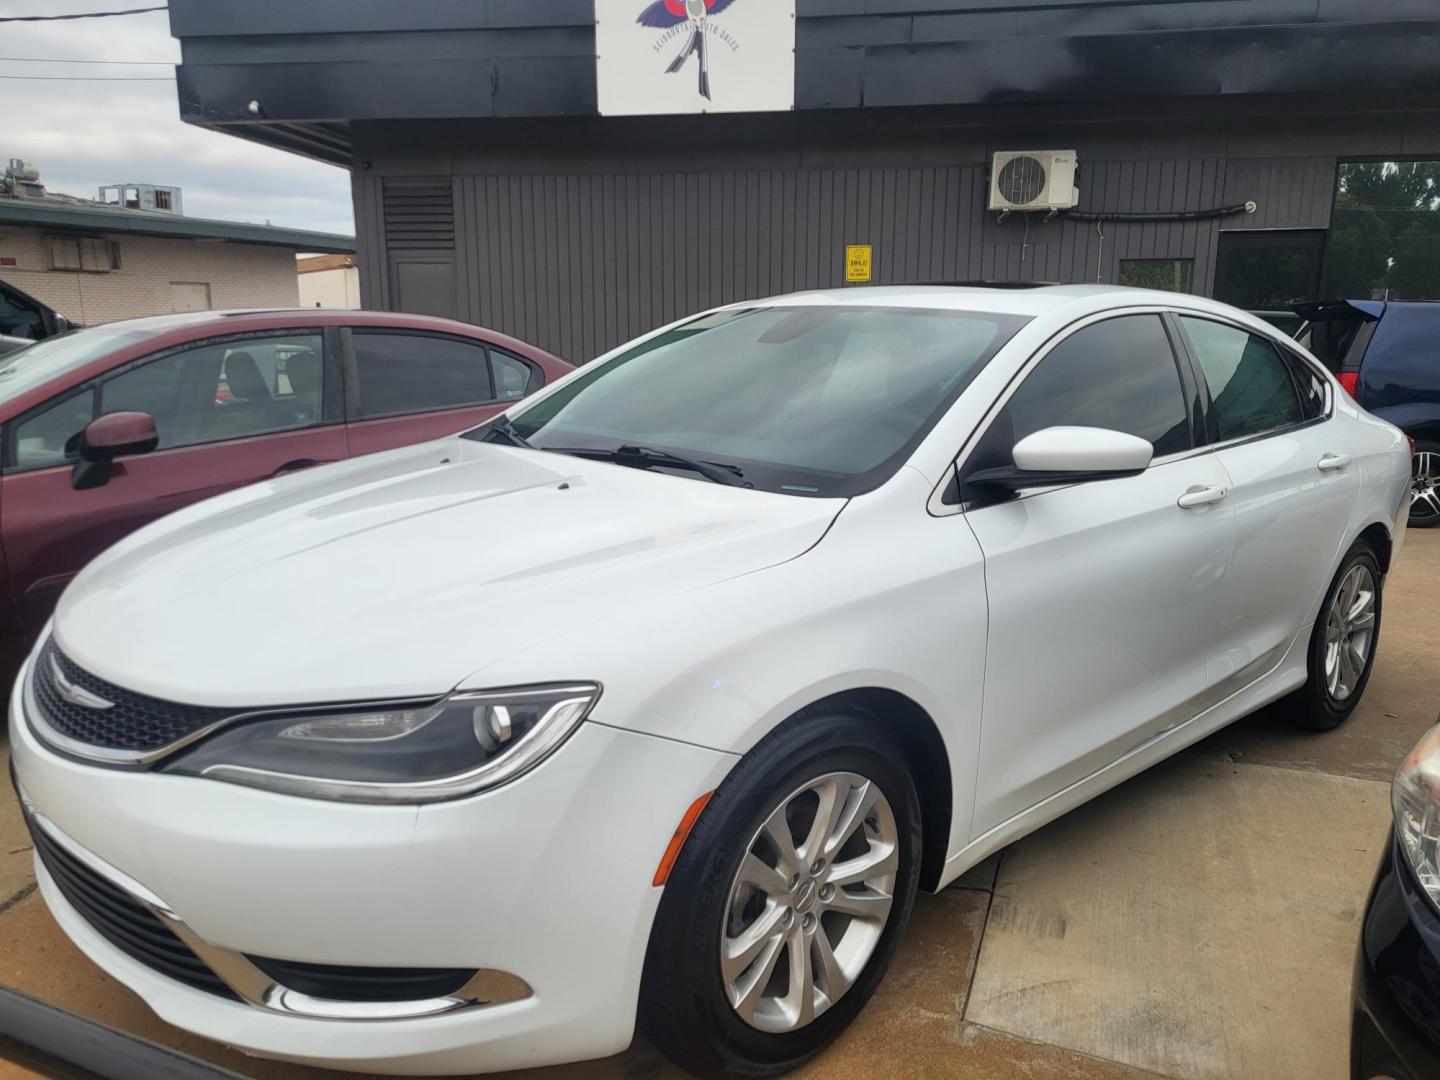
[59,308,568,366]
[85,308,489,334]
[732,283,1229,319]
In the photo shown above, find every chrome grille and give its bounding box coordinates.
[30,638,235,753]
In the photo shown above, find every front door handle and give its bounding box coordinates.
[1177,484,1228,509]
[273,458,333,476]
[1317,453,1352,472]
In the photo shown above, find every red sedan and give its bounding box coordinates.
[0,308,572,687]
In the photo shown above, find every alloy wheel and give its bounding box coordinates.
[1413,452,1440,525]
[1324,563,1377,702]
[720,771,898,1033]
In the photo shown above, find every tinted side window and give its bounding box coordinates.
[490,349,533,401]
[12,388,95,469]
[1285,351,1327,421]
[1359,306,1440,401]
[352,332,493,418]
[102,352,189,433]
[101,334,325,450]
[1179,318,1303,442]
[1304,315,1373,374]
[973,315,1190,480]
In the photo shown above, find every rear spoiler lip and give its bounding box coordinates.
[1291,299,1385,322]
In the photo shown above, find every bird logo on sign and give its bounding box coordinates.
[636,0,738,101]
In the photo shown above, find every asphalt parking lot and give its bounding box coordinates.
[2,528,1436,1080]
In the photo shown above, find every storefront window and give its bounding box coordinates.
[1213,231,1324,317]
[1324,160,1440,300]
[1119,259,1194,293]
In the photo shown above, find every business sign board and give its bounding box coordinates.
[597,0,796,116]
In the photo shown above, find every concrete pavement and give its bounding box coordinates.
[1,528,1436,1079]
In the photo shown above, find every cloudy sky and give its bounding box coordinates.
[0,2,354,236]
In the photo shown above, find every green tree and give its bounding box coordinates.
[1326,161,1440,298]
[1390,213,1440,299]
[1324,200,1391,298]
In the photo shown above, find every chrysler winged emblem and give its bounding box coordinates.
[49,655,114,710]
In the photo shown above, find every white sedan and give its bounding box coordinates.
[10,285,1410,1076]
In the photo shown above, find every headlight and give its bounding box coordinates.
[1393,722,1440,908]
[164,684,600,803]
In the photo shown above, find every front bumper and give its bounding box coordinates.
[9,661,737,1075]
[1352,832,1440,1080]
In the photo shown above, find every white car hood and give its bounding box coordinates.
[54,438,843,706]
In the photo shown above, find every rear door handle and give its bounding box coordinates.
[1317,453,1352,472]
[1177,484,1228,509]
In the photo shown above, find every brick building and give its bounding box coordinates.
[0,163,354,327]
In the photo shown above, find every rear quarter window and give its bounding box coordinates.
[1305,317,1374,374]
[1283,349,1328,420]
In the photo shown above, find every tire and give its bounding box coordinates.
[1290,540,1383,731]
[639,704,923,1079]
[1410,448,1440,529]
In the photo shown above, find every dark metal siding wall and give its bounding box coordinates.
[351,152,1340,361]
[973,158,1233,293]
[350,96,1440,361]
[449,168,1000,365]
[1220,158,1337,231]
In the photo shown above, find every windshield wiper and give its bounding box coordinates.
[483,414,535,449]
[479,422,749,488]
[549,444,748,487]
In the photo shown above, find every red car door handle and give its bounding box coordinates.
[273,458,332,475]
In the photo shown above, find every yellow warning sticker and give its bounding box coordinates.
[845,244,872,283]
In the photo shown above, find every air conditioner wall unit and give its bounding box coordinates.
[989,150,1080,212]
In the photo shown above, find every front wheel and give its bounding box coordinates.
[1411,449,1440,528]
[639,706,922,1078]
[1289,540,1383,731]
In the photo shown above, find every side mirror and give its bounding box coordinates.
[968,425,1154,492]
[70,411,158,490]
[52,314,71,334]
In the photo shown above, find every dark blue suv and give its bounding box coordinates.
[1296,300,1440,528]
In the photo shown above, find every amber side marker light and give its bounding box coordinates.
[652,790,715,887]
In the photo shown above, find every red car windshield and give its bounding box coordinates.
[0,325,153,410]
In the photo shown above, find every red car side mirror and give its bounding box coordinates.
[70,411,159,490]
[79,411,159,462]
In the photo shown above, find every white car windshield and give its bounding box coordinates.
[482,305,1028,497]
